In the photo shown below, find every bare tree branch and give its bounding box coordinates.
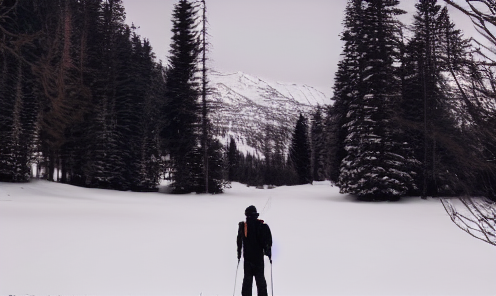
[441,197,496,246]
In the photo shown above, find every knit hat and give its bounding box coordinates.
[245,205,259,217]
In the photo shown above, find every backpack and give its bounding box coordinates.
[242,219,272,258]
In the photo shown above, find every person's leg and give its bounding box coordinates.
[241,261,254,296]
[254,261,268,296]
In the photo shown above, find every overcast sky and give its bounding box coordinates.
[121,0,476,97]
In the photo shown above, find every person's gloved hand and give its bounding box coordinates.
[265,247,271,259]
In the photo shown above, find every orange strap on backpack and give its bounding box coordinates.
[244,219,264,237]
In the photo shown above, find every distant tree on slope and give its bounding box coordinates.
[227,137,239,182]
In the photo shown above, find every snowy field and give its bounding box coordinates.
[1,180,495,296]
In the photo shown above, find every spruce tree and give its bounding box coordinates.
[337,0,418,200]
[402,0,469,197]
[133,39,163,191]
[329,0,366,185]
[289,113,311,185]
[64,0,103,186]
[205,138,226,193]
[161,0,202,193]
[311,106,326,181]
[324,104,340,183]
[0,0,41,182]
[0,0,164,190]
[83,0,130,189]
[227,137,239,182]
[197,0,225,193]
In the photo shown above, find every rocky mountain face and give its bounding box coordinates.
[208,71,330,156]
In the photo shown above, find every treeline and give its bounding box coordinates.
[0,0,225,193]
[226,0,495,201]
[330,0,495,200]
[1,0,163,191]
[226,111,320,188]
[2,0,494,200]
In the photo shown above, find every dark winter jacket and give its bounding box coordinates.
[237,216,272,263]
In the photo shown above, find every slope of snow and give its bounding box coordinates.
[1,180,495,295]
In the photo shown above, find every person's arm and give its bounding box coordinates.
[237,222,243,260]
[263,224,272,260]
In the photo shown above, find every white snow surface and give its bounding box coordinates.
[1,180,495,296]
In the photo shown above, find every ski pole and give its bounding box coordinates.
[270,259,274,296]
[233,259,240,296]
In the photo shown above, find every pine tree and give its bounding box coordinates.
[36,0,81,182]
[337,0,418,200]
[0,0,41,182]
[227,137,239,182]
[0,1,164,190]
[402,0,469,197]
[133,38,163,191]
[289,113,311,185]
[329,0,366,185]
[161,0,202,193]
[311,106,326,181]
[205,137,227,193]
[324,104,340,183]
[82,0,131,189]
[197,0,225,193]
[63,0,103,186]
[63,1,163,191]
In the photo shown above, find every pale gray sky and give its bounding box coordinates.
[122,0,476,97]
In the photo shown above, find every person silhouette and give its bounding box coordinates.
[237,205,272,296]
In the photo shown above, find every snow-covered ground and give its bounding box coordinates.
[1,180,494,296]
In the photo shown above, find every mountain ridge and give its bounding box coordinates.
[208,71,330,156]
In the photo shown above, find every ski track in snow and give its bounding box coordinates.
[0,180,495,296]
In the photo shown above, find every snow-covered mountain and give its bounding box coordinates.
[208,71,330,156]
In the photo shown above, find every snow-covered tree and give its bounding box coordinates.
[329,0,365,185]
[337,0,418,200]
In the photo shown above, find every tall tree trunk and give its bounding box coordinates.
[201,0,208,193]
[13,58,23,181]
[422,66,428,199]
[49,150,56,181]
[61,155,67,183]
